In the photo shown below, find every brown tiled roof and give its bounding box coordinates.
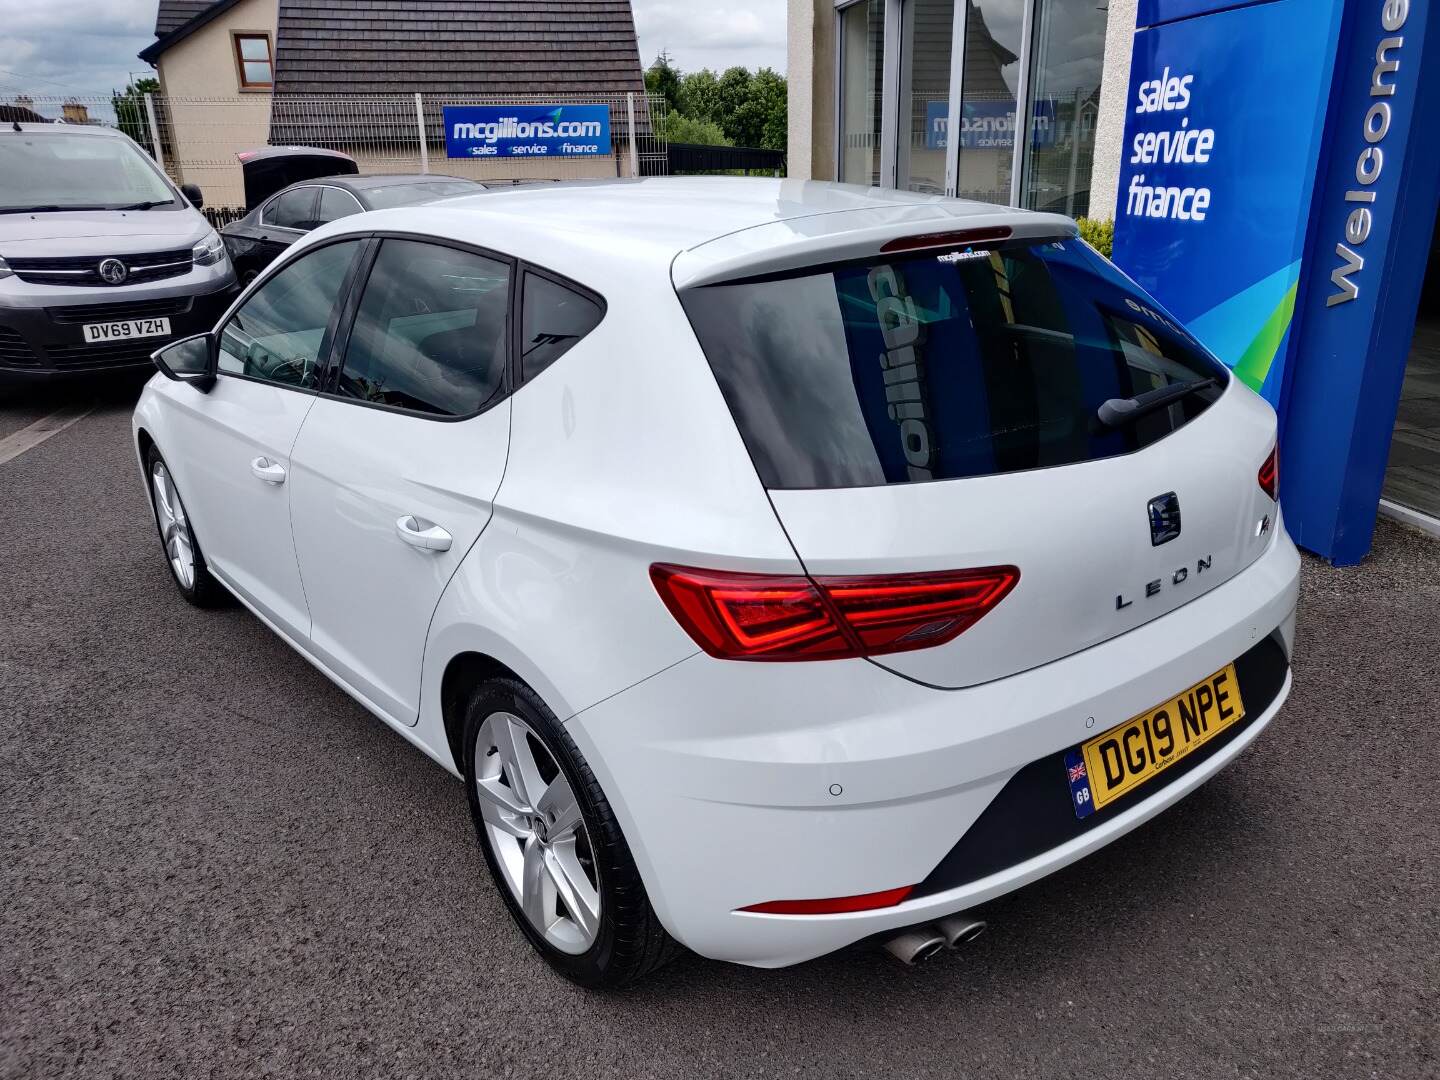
[271,0,646,97]
[154,0,217,37]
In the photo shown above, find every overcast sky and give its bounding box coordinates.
[0,0,787,98]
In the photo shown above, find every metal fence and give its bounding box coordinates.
[10,92,669,210]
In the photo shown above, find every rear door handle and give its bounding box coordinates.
[250,456,287,484]
[395,515,452,552]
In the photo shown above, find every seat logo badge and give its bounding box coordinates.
[98,258,128,285]
[1148,491,1181,547]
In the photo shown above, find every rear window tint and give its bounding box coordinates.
[520,271,604,382]
[680,238,1228,490]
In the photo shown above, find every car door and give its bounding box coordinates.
[255,186,317,266]
[166,237,365,640]
[287,236,513,725]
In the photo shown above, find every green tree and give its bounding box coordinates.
[111,77,161,150]
[714,67,754,142]
[658,111,732,146]
[676,68,723,127]
[644,51,682,115]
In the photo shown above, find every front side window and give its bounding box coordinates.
[234,33,274,89]
[218,240,360,388]
[263,187,317,230]
[335,239,510,417]
[682,237,1228,489]
[520,272,604,382]
[0,133,174,212]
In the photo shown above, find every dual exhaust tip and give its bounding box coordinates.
[882,914,987,965]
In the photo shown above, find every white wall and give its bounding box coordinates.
[1089,0,1137,221]
[155,0,279,206]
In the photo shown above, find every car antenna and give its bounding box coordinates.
[11,120,20,132]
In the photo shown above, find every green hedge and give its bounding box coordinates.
[1075,217,1114,259]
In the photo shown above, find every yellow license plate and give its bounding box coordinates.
[1068,663,1246,817]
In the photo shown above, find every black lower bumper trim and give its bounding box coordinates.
[911,631,1290,898]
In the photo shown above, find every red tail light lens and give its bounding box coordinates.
[650,563,1019,661]
[1259,445,1279,501]
[738,885,914,915]
[819,568,1020,653]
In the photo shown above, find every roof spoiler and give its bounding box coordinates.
[671,210,1078,290]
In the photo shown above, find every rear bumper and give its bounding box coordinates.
[0,272,237,381]
[568,524,1301,968]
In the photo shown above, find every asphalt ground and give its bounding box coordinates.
[1,379,1436,1080]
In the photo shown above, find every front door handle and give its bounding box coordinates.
[395,515,452,552]
[250,456,287,484]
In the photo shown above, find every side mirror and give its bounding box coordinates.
[152,333,217,392]
[180,182,205,209]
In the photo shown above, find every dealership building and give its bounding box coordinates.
[786,0,1439,564]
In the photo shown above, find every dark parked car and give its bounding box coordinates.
[221,172,486,283]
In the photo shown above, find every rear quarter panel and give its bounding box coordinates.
[416,253,799,766]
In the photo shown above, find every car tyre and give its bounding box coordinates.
[462,677,681,988]
[145,445,228,608]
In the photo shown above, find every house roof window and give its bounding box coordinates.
[234,33,273,90]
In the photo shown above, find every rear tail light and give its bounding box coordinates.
[650,563,1019,662]
[1259,445,1279,501]
[738,885,914,915]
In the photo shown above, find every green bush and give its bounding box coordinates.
[1076,217,1115,259]
[658,111,732,147]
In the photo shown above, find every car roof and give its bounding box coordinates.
[342,174,479,190]
[5,122,128,138]
[346,177,1078,288]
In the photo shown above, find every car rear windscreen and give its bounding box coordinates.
[681,237,1229,490]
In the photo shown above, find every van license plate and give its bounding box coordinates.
[1065,663,1246,819]
[82,318,171,343]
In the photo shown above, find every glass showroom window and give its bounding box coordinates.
[897,0,953,194]
[1020,0,1108,217]
[952,0,1026,205]
[838,0,887,186]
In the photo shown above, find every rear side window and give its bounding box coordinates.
[681,238,1228,489]
[335,238,510,417]
[519,271,604,382]
[317,186,363,224]
[263,187,317,230]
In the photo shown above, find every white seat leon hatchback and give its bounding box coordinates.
[133,178,1299,987]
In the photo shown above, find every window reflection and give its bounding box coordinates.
[839,0,886,186]
[1022,0,1108,217]
[955,0,1025,205]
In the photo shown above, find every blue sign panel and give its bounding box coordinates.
[1278,0,1440,564]
[1113,0,1440,564]
[1112,0,1344,409]
[924,100,1058,151]
[442,104,611,159]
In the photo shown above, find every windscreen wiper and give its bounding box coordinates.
[0,204,101,215]
[114,200,172,210]
[1097,377,1217,428]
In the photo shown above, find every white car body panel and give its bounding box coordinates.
[569,527,1298,966]
[150,374,316,638]
[288,397,511,724]
[131,178,1302,971]
[769,382,1281,689]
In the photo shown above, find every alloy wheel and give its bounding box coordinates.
[473,711,601,954]
[151,461,195,590]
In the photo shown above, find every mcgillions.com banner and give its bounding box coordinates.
[443,104,612,158]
